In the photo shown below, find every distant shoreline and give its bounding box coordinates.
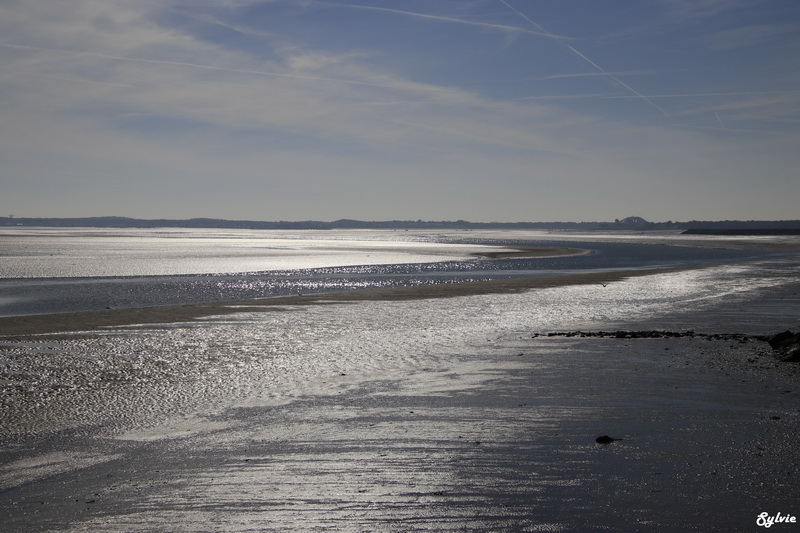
[682,228,800,236]
[2,215,800,232]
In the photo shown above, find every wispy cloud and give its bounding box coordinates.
[656,0,768,24]
[0,41,452,93]
[700,23,799,50]
[0,8,565,154]
[391,117,583,157]
[605,91,800,99]
[607,90,800,121]
[2,0,798,221]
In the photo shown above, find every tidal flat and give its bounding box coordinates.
[1,230,799,531]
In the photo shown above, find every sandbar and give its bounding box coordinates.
[0,265,694,337]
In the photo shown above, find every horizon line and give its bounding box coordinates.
[2,215,799,226]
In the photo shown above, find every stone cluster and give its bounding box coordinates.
[534,330,800,362]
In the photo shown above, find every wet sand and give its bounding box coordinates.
[2,310,799,531]
[1,242,799,531]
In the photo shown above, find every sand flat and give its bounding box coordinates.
[1,240,799,531]
[1,319,798,532]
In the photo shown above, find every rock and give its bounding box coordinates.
[779,344,800,362]
[538,330,800,363]
[768,331,800,351]
[767,331,800,362]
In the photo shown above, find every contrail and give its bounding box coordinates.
[171,9,271,38]
[536,69,657,80]
[321,1,574,40]
[715,112,726,128]
[498,0,670,117]
[605,91,797,99]
[518,92,622,101]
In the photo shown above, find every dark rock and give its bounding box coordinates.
[537,330,800,363]
[766,331,800,362]
[768,331,800,350]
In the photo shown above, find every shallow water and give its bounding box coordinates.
[0,228,497,278]
[0,228,786,317]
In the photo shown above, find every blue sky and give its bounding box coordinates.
[1,0,799,222]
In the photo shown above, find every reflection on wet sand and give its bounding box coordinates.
[4,333,798,532]
[1,237,799,531]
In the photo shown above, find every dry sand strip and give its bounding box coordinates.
[470,245,593,259]
[0,263,705,337]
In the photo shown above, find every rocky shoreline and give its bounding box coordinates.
[534,330,800,362]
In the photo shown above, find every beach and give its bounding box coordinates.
[1,233,799,531]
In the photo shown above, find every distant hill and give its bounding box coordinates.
[1,216,799,232]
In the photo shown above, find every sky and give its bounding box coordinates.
[1,0,799,223]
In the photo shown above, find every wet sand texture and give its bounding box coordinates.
[1,332,798,532]
[1,241,799,531]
